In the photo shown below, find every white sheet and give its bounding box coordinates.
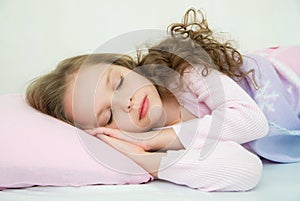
[1,160,299,201]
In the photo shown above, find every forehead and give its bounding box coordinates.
[63,63,112,128]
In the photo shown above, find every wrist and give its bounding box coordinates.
[127,152,167,179]
[147,128,184,151]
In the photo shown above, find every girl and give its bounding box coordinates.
[25,8,300,191]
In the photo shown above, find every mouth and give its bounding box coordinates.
[139,96,148,120]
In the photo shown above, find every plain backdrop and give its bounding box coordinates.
[1,0,300,94]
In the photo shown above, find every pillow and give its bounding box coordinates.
[0,94,151,189]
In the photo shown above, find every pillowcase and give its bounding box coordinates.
[0,94,151,189]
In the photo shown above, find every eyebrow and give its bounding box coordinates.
[96,67,113,126]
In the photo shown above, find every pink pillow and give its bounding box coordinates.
[0,94,151,189]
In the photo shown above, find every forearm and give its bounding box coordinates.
[158,141,263,191]
[127,152,167,179]
[89,127,184,152]
[94,134,167,178]
[146,128,184,151]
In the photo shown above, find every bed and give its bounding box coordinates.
[1,94,300,200]
[1,90,300,201]
[0,160,299,201]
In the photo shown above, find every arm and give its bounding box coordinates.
[99,135,263,192]
[157,141,263,192]
[95,134,166,178]
[87,127,184,151]
[172,67,269,150]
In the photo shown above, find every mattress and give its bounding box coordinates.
[0,160,299,201]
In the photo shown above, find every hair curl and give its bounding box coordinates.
[138,8,255,84]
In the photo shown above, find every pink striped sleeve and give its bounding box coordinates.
[158,141,263,192]
[172,67,269,150]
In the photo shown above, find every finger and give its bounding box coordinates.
[84,129,98,136]
[99,127,119,137]
[96,128,142,149]
[96,135,131,153]
[96,134,110,142]
[96,135,120,150]
[100,128,144,147]
[85,127,105,136]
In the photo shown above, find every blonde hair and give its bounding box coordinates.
[26,54,137,124]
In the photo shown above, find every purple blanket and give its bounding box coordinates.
[238,47,300,163]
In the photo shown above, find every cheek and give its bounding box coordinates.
[113,113,138,130]
[149,104,165,122]
[115,115,132,128]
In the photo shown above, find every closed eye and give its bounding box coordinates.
[116,75,124,90]
[106,75,123,126]
[107,108,113,125]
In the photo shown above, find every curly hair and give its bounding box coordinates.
[138,8,255,82]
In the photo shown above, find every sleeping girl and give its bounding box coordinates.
[25,8,300,191]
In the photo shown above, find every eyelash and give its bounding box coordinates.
[106,75,124,125]
[107,108,113,125]
[116,75,124,90]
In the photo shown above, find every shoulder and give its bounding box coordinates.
[182,64,228,81]
[182,64,234,89]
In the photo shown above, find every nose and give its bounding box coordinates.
[112,95,134,113]
[126,98,133,112]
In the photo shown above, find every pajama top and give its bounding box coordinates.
[155,46,300,191]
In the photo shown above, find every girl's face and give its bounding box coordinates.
[63,63,165,132]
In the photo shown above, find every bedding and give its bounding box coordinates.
[238,47,300,163]
[0,94,151,189]
[0,160,299,201]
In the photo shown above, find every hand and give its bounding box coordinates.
[85,127,184,151]
[95,134,146,156]
[86,127,156,151]
[95,135,166,179]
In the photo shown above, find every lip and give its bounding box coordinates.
[139,96,148,120]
